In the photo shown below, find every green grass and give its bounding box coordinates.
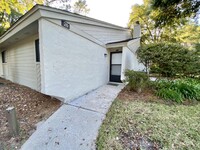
[96,99,200,150]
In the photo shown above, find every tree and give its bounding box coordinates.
[151,0,200,26]
[174,23,200,46]
[73,0,90,15]
[0,8,22,35]
[0,0,23,35]
[129,0,183,44]
[0,0,43,35]
[129,0,200,46]
[45,0,71,11]
[129,0,200,78]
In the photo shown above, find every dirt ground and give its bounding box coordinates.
[117,88,159,102]
[0,78,61,150]
[118,87,199,106]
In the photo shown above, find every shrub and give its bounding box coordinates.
[137,43,200,77]
[157,88,183,103]
[155,78,200,103]
[124,70,149,93]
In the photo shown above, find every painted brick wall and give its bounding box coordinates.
[39,19,109,102]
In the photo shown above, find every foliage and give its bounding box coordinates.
[196,43,200,51]
[129,0,200,46]
[97,98,200,149]
[124,70,149,92]
[45,0,71,11]
[155,78,200,103]
[174,23,200,45]
[0,8,23,35]
[137,43,200,77]
[151,0,200,26]
[0,0,43,36]
[129,1,166,43]
[157,88,183,103]
[73,0,90,15]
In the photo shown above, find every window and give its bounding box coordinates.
[2,51,6,63]
[35,39,40,62]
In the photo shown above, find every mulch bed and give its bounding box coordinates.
[0,78,61,149]
[117,88,159,102]
[117,87,198,106]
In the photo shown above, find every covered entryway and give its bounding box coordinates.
[110,51,122,82]
[107,38,145,83]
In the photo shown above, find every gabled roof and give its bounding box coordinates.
[38,5,127,29]
[0,4,129,40]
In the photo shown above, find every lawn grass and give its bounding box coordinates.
[96,98,200,150]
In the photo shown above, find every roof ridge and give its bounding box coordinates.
[36,4,129,29]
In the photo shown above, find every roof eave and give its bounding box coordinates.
[0,4,130,41]
[0,5,40,41]
[37,5,128,30]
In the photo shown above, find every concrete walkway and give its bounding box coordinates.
[21,84,124,150]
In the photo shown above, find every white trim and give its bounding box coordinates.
[37,5,128,30]
[38,18,45,94]
[106,42,127,48]
[127,38,140,53]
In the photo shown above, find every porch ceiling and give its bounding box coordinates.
[0,21,38,49]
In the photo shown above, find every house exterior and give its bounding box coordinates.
[0,5,145,102]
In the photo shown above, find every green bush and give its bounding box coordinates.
[155,78,200,103]
[157,88,183,103]
[124,70,149,93]
[137,43,200,77]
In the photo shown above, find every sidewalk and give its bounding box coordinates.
[21,84,124,150]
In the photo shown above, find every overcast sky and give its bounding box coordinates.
[71,0,143,27]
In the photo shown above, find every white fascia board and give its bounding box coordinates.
[106,42,127,48]
[38,5,128,31]
[106,38,140,50]
[45,19,106,48]
[0,6,41,43]
[127,38,140,53]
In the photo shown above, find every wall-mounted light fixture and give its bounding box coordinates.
[104,53,107,57]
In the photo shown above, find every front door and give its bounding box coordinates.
[110,52,122,82]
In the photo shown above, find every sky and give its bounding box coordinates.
[71,0,143,27]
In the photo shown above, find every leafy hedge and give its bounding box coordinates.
[137,43,200,77]
[155,78,200,103]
